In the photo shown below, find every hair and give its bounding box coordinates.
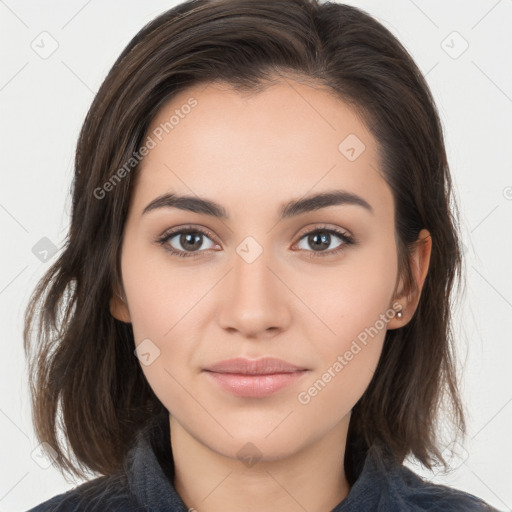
[24,0,466,485]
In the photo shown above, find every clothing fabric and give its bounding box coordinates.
[27,417,500,512]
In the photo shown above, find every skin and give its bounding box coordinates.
[110,76,431,512]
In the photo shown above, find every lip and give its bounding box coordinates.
[202,357,310,398]
[203,357,308,375]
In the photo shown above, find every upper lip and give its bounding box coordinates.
[203,357,308,375]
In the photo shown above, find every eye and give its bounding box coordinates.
[156,225,219,258]
[295,225,355,258]
[156,224,356,259]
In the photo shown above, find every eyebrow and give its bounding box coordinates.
[142,190,374,219]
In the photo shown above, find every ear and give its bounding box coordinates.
[109,286,132,323]
[387,228,432,329]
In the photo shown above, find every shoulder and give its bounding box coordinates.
[26,472,144,512]
[353,445,501,512]
[391,463,500,511]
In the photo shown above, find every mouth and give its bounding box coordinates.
[202,357,310,398]
[203,356,308,375]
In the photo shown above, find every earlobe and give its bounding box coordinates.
[109,290,132,323]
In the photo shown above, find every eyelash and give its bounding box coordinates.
[155,224,356,260]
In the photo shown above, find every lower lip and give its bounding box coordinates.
[204,370,309,397]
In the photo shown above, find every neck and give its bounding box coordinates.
[169,415,351,512]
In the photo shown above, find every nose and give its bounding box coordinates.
[217,242,291,339]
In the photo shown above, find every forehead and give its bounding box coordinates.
[132,78,392,219]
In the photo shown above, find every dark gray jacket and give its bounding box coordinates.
[27,418,500,512]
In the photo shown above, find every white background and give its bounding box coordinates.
[0,1,511,510]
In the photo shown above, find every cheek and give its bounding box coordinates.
[298,238,397,344]
[295,241,397,397]
[295,286,392,422]
[120,240,205,340]
[120,242,210,406]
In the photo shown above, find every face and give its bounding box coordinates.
[111,77,407,462]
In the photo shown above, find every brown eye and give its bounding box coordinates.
[295,226,355,258]
[157,226,218,258]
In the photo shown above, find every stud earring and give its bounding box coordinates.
[396,309,403,319]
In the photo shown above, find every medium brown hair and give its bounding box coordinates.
[24,0,465,484]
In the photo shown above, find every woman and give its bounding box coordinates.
[24,0,499,510]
